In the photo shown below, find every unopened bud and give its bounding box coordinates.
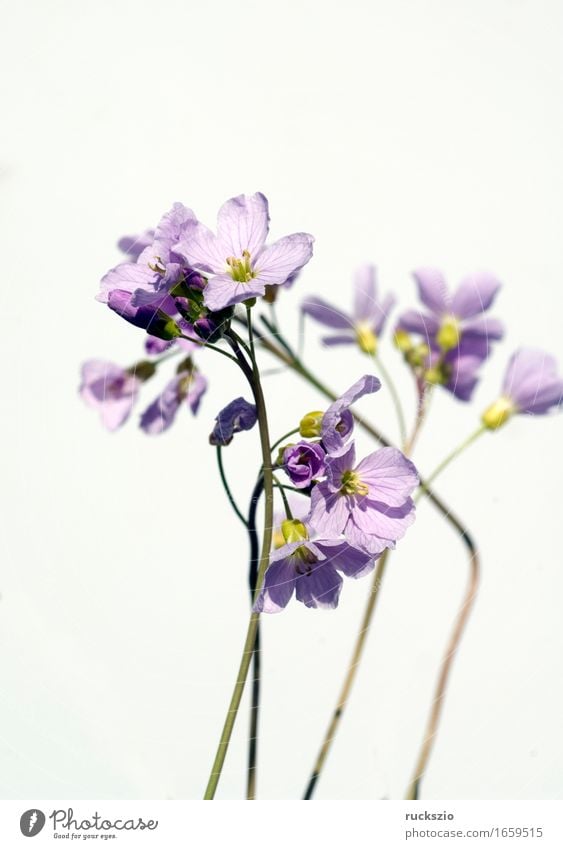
[299,410,324,438]
[281,519,308,543]
[481,396,515,430]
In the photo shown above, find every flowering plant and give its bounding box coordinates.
[81,192,562,800]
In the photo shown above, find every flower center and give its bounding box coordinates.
[293,545,318,575]
[339,469,369,496]
[436,316,461,351]
[226,249,255,283]
[355,322,378,355]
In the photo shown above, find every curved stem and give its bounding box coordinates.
[216,446,248,528]
[418,425,487,495]
[273,474,293,519]
[373,352,407,447]
[270,427,300,454]
[179,334,239,363]
[203,315,274,800]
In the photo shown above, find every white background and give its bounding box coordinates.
[1,0,562,801]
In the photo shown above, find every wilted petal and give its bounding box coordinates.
[209,397,257,446]
[322,375,381,453]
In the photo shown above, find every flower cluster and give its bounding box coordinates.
[256,376,419,612]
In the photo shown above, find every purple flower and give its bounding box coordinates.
[254,534,375,613]
[302,265,396,353]
[80,360,140,431]
[425,336,490,401]
[140,368,207,435]
[321,374,381,454]
[482,348,563,429]
[397,268,504,351]
[209,397,258,446]
[307,442,419,555]
[145,337,173,356]
[173,193,314,311]
[282,441,326,489]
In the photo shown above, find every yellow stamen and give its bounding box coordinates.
[339,470,369,497]
[355,322,378,355]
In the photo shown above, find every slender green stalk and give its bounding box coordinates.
[373,352,407,447]
[270,427,300,454]
[273,474,293,519]
[203,313,275,800]
[216,447,248,528]
[179,334,239,363]
[417,425,487,496]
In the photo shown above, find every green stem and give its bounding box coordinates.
[273,474,293,519]
[418,425,487,498]
[270,427,300,454]
[179,334,239,364]
[216,446,248,528]
[203,312,274,801]
[373,352,407,447]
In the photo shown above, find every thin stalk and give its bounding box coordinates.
[179,334,239,364]
[246,475,264,801]
[418,425,487,495]
[203,316,275,800]
[216,446,248,528]
[270,427,300,454]
[273,474,293,519]
[373,352,407,447]
[304,550,390,799]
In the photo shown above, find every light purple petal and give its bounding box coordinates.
[187,372,208,415]
[461,315,504,340]
[314,540,375,579]
[295,562,342,609]
[139,376,183,435]
[302,297,353,329]
[355,447,419,506]
[351,497,416,540]
[322,375,381,453]
[452,272,501,319]
[412,268,450,315]
[216,192,270,258]
[372,292,397,336]
[353,264,377,321]
[255,233,314,284]
[503,348,563,413]
[307,483,349,537]
[118,230,154,259]
[254,555,297,613]
[174,220,227,275]
[445,354,484,401]
[343,522,392,555]
[154,202,196,247]
[98,261,159,303]
[325,441,357,488]
[203,275,266,311]
[396,309,439,339]
[322,333,356,346]
[80,360,139,432]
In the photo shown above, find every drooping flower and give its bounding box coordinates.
[307,442,418,555]
[209,397,258,446]
[140,366,207,435]
[302,265,395,354]
[254,520,375,613]
[482,348,563,429]
[80,360,141,431]
[174,193,314,311]
[281,441,326,489]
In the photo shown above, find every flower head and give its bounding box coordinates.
[140,365,207,435]
[307,443,419,555]
[80,360,140,431]
[302,265,395,354]
[209,397,258,446]
[281,441,326,489]
[174,193,314,311]
[396,268,504,400]
[482,348,563,429]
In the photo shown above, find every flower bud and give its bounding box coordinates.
[299,410,324,438]
[481,396,515,430]
[281,519,309,543]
